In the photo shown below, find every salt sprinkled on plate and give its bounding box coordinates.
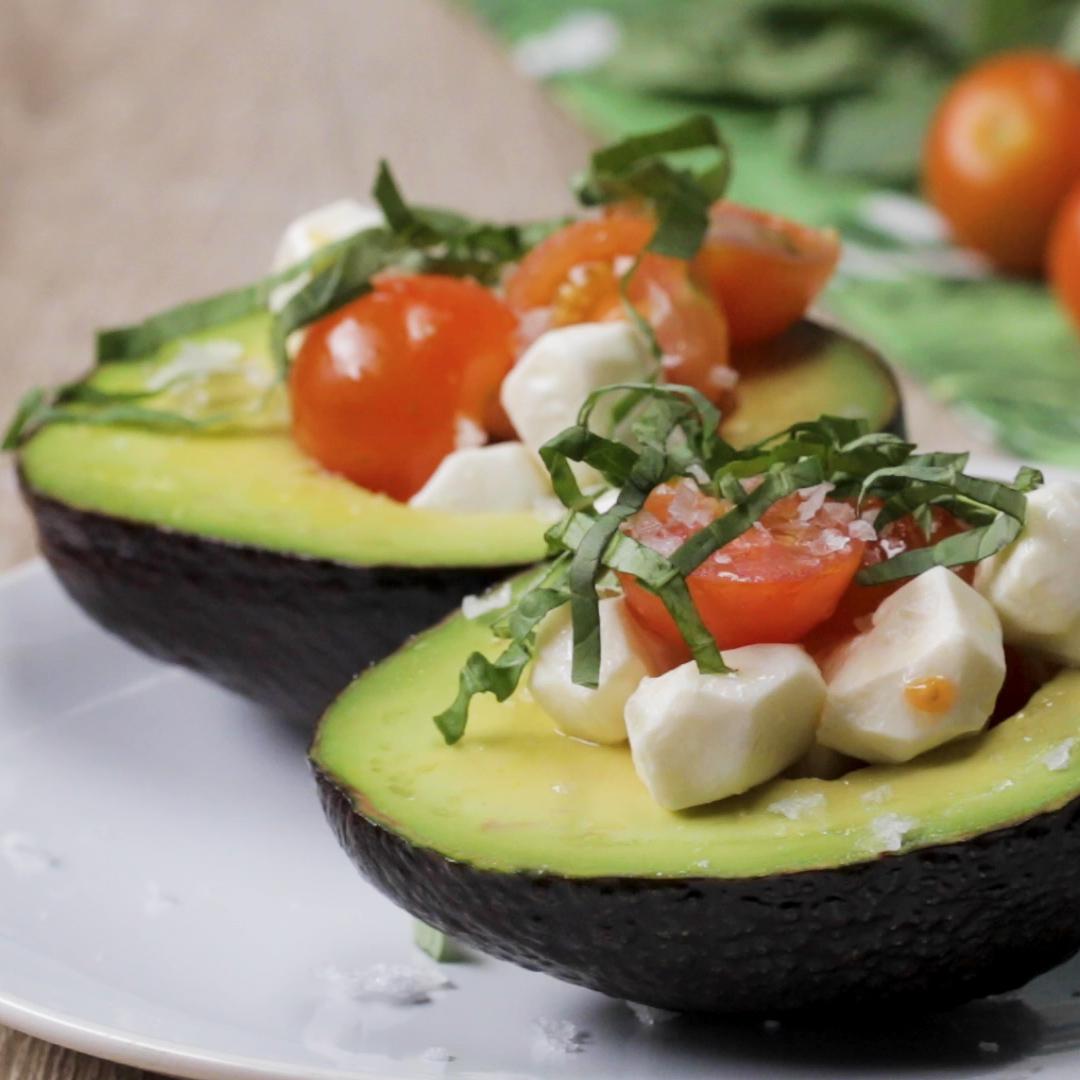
[767,792,826,820]
[1041,738,1076,772]
[420,1047,454,1063]
[321,962,452,1005]
[626,1001,679,1026]
[0,832,61,877]
[533,1017,589,1054]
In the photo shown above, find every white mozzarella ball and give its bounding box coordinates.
[499,322,659,483]
[271,199,384,270]
[819,566,1005,764]
[625,645,825,810]
[408,442,552,514]
[974,480,1080,665]
[529,597,654,745]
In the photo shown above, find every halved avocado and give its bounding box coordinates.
[313,602,1080,1013]
[18,315,901,723]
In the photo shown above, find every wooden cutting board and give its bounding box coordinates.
[0,0,974,1076]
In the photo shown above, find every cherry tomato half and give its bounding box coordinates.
[1049,180,1080,333]
[619,480,865,656]
[290,274,516,501]
[924,51,1080,274]
[692,202,841,347]
[504,216,731,400]
[804,506,972,660]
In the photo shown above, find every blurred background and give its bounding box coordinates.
[2,1,1080,1072]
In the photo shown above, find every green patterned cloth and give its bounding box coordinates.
[468,0,1080,467]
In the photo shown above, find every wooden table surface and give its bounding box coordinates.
[0,1,982,1077]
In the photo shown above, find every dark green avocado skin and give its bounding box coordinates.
[22,477,521,726]
[317,768,1080,1013]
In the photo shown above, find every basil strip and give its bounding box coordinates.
[435,571,571,745]
[574,115,732,260]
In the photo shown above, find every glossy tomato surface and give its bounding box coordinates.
[620,480,865,655]
[692,202,840,347]
[804,507,972,659]
[1049,180,1080,332]
[290,274,516,501]
[924,51,1080,273]
[504,216,731,400]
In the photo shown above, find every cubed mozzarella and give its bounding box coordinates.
[408,442,552,513]
[974,480,1080,665]
[624,646,825,810]
[271,199,384,270]
[819,566,1005,764]
[499,323,659,480]
[529,597,654,744]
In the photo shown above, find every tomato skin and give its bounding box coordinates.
[504,216,732,402]
[924,52,1080,274]
[692,203,841,347]
[290,274,516,501]
[1049,181,1080,332]
[803,507,972,660]
[619,481,865,656]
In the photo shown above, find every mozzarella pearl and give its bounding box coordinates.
[625,645,825,810]
[819,566,1005,764]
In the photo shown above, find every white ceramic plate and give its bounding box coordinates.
[3,559,1080,1080]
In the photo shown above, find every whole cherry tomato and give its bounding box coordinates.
[924,52,1080,273]
[290,274,516,501]
[1049,180,1080,332]
[692,202,840,347]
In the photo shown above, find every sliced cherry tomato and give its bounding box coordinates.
[1049,180,1080,332]
[504,216,731,401]
[290,274,516,501]
[619,480,865,656]
[691,202,841,347]
[924,51,1080,274]
[804,506,972,659]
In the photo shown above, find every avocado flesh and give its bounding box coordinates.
[314,609,1080,1012]
[19,316,898,568]
[315,608,1080,879]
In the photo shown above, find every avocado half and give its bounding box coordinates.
[19,317,901,724]
[313,601,1080,1013]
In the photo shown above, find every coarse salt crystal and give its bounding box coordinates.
[321,963,452,1005]
[849,518,878,542]
[861,785,892,805]
[462,582,513,620]
[534,1017,588,1054]
[871,813,916,852]
[767,792,826,820]
[796,483,835,522]
[1041,738,1076,772]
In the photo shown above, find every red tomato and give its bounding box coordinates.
[619,480,865,656]
[290,274,516,501]
[804,507,972,659]
[924,52,1080,274]
[691,202,841,347]
[504,216,732,401]
[1049,180,1080,332]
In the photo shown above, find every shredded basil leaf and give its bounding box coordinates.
[435,393,1042,744]
[574,114,732,260]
